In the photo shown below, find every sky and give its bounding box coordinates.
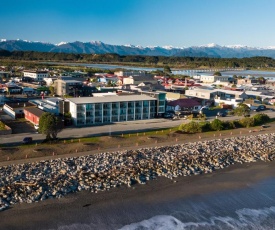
[1,0,275,48]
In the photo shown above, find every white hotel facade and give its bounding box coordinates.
[67,95,161,126]
[23,70,49,81]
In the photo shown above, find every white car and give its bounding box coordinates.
[34,124,39,130]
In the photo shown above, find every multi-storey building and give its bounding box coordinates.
[66,95,158,126]
[23,70,49,82]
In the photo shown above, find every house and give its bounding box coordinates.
[166,99,201,112]
[24,107,45,125]
[65,94,160,126]
[3,102,34,119]
[237,77,259,85]
[185,88,217,101]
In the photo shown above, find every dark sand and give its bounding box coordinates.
[1,159,275,230]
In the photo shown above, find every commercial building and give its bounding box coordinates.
[23,70,49,82]
[66,95,160,126]
[24,107,45,125]
[200,75,232,83]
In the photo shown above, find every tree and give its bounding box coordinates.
[234,103,250,116]
[48,85,55,96]
[39,112,63,140]
[163,66,172,75]
[214,71,222,76]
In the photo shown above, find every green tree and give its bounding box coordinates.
[253,113,270,126]
[39,112,63,140]
[214,71,222,76]
[163,66,172,75]
[49,85,55,96]
[234,103,250,116]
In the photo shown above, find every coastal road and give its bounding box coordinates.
[1,110,275,145]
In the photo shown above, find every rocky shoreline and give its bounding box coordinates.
[1,133,275,211]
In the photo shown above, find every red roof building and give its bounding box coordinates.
[166,98,201,111]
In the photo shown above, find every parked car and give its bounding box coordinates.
[163,113,174,118]
[217,111,226,117]
[254,105,266,112]
[258,105,266,110]
[22,137,33,144]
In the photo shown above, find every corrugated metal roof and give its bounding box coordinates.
[67,95,156,104]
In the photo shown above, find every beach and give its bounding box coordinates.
[1,157,275,229]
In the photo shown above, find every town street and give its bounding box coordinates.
[1,110,275,145]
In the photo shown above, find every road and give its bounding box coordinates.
[1,110,275,145]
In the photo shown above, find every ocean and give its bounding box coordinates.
[55,178,275,230]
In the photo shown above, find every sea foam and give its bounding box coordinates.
[119,206,275,230]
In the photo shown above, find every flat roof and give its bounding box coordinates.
[67,95,156,104]
[24,107,45,117]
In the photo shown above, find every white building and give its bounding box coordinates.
[23,70,49,82]
[66,95,158,126]
[200,75,232,83]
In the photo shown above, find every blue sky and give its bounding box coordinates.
[1,0,275,47]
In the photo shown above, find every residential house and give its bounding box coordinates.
[166,98,201,112]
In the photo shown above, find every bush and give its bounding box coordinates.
[179,121,202,133]
[222,121,235,130]
[199,121,211,132]
[229,120,242,128]
[239,117,255,128]
[210,119,224,131]
[252,113,270,126]
[0,121,6,130]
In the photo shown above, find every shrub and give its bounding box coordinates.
[0,121,6,130]
[210,119,224,131]
[229,120,242,128]
[199,121,211,132]
[252,113,270,126]
[239,117,255,128]
[222,121,235,130]
[179,121,202,133]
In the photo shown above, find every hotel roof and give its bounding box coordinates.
[67,95,156,104]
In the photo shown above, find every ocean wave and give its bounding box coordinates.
[119,206,275,230]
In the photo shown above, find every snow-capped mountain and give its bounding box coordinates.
[1,39,275,58]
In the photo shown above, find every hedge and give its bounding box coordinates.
[178,114,270,134]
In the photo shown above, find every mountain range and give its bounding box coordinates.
[1,39,275,58]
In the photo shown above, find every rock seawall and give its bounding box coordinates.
[1,133,275,211]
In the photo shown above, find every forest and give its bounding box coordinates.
[0,49,275,69]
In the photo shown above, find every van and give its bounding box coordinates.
[23,137,33,144]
